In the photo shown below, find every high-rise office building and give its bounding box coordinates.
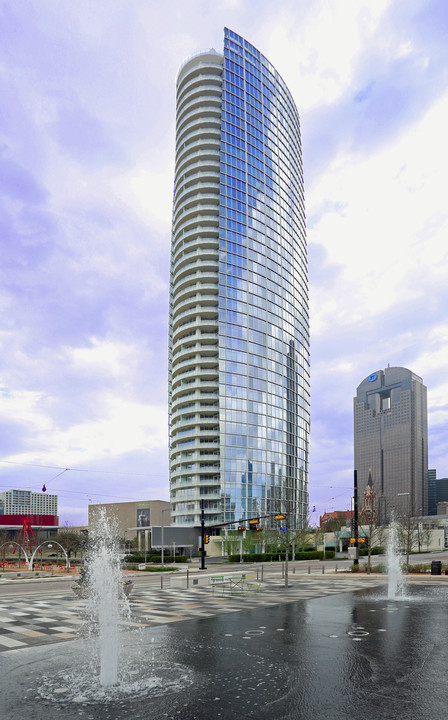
[354,367,428,524]
[436,477,448,507]
[169,29,310,530]
[427,468,437,515]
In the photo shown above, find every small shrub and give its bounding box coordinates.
[407,564,429,574]
[150,554,187,564]
[124,553,187,564]
[370,546,384,555]
[359,546,384,556]
[124,553,145,563]
[350,564,360,572]
[228,550,334,563]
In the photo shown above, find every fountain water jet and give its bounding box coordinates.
[386,519,405,599]
[85,508,130,687]
[35,508,193,706]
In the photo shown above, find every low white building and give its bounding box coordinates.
[327,522,446,554]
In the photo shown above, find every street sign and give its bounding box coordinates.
[249,518,260,525]
[279,527,287,531]
[275,514,287,520]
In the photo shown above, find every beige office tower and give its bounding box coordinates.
[354,366,428,524]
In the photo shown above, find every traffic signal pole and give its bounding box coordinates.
[200,499,206,570]
[353,470,359,565]
[199,512,287,570]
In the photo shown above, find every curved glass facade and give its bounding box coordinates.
[169,29,310,530]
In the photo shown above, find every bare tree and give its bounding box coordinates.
[293,525,313,551]
[395,512,417,572]
[422,524,435,551]
[55,530,83,559]
[223,531,240,558]
[374,523,387,550]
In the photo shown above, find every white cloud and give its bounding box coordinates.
[1,389,167,469]
[261,0,392,110]
[112,163,175,232]
[309,88,448,334]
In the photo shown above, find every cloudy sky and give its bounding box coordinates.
[1,0,447,526]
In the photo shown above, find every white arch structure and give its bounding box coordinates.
[30,541,70,572]
[0,541,30,568]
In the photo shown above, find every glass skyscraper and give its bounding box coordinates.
[169,29,310,530]
[354,367,428,524]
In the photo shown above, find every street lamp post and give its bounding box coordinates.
[48,544,53,575]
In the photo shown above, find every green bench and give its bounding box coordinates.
[210,573,260,595]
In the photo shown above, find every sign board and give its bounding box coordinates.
[275,514,286,520]
[137,508,150,528]
[249,518,260,525]
[138,563,146,570]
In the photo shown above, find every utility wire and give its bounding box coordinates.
[0,482,164,502]
[0,458,167,478]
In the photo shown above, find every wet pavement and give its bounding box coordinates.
[0,574,387,651]
[1,582,448,720]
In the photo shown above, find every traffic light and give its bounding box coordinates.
[204,534,210,544]
[255,527,263,532]
[237,526,245,531]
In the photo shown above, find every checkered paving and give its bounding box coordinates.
[0,575,386,652]
[0,596,81,650]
